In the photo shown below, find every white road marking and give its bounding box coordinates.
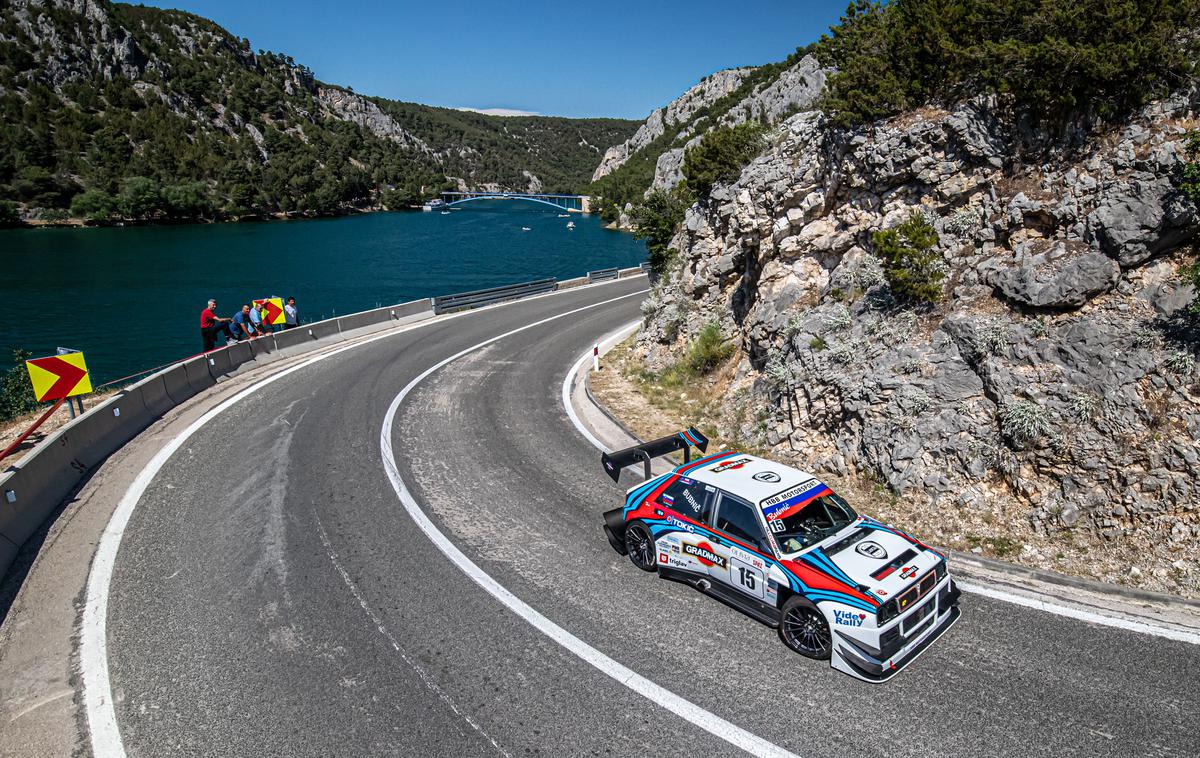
[560,319,641,453]
[956,580,1200,645]
[381,298,800,758]
[558,329,1200,647]
[80,276,645,757]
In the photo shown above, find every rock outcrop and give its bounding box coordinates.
[637,91,1200,583]
[593,56,828,193]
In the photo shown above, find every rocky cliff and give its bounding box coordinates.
[590,55,827,218]
[637,91,1200,592]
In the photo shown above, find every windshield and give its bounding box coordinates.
[763,491,858,554]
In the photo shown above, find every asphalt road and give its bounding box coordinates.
[105,277,1199,757]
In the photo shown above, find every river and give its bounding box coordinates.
[0,203,647,384]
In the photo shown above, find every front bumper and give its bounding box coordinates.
[831,577,961,683]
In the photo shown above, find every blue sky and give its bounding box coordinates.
[142,1,847,119]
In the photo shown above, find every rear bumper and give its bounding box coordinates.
[831,578,961,683]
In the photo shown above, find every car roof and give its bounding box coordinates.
[682,452,822,505]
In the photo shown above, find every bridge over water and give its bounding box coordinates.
[440,191,589,213]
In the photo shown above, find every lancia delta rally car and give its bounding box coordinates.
[601,428,960,682]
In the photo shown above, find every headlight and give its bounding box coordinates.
[877,599,899,625]
[935,558,947,582]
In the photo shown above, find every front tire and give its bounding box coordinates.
[779,597,832,660]
[624,521,657,573]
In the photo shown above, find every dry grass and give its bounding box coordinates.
[0,390,117,465]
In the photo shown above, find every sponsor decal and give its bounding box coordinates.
[876,589,888,597]
[833,609,867,627]
[680,477,694,485]
[683,541,728,569]
[752,471,781,483]
[658,553,668,564]
[855,540,888,560]
[710,457,752,473]
[731,548,765,570]
[900,566,918,580]
[604,461,613,471]
[760,479,818,509]
[665,515,695,533]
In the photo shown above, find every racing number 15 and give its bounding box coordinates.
[736,566,756,590]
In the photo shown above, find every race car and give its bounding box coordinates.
[601,427,961,683]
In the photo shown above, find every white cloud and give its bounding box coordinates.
[456,107,541,117]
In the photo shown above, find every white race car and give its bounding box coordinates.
[601,428,961,682]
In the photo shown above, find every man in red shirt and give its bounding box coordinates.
[200,298,231,352]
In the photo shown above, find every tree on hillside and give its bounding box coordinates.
[682,122,766,197]
[632,185,695,275]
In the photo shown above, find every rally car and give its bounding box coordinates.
[601,428,960,682]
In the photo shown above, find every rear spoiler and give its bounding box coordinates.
[601,427,709,483]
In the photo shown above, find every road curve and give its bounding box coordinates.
[101,276,1199,757]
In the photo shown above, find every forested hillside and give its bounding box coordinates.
[0,0,636,224]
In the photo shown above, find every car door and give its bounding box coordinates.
[711,491,772,600]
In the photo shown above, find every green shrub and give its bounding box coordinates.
[70,189,116,222]
[682,122,766,197]
[1000,399,1052,446]
[632,185,694,276]
[0,200,19,226]
[684,323,734,374]
[1182,132,1200,208]
[1182,260,1200,316]
[118,176,162,218]
[0,350,40,423]
[870,210,945,303]
[816,0,1200,128]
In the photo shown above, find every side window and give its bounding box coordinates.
[715,494,768,552]
[657,477,714,524]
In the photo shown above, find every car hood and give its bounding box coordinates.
[806,524,941,598]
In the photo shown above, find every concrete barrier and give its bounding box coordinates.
[556,276,588,291]
[0,531,16,583]
[160,363,195,405]
[619,264,649,278]
[68,391,157,469]
[273,318,344,357]
[337,299,433,339]
[182,355,216,396]
[0,426,88,547]
[247,334,281,365]
[131,370,176,418]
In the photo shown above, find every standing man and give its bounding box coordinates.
[284,297,299,330]
[200,298,231,352]
[228,304,256,342]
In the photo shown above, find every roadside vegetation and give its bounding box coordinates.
[814,0,1200,128]
[0,349,37,422]
[870,210,945,304]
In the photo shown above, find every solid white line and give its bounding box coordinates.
[380,299,800,758]
[557,327,1200,648]
[80,276,643,757]
[956,580,1200,645]
[560,319,641,454]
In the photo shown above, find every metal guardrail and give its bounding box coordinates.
[587,267,619,283]
[432,278,557,314]
[640,262,652,273]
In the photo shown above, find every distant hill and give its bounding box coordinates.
[0,0,638,223]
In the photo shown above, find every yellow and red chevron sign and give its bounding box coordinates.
[255,297,286,326]
[26,352,93,402]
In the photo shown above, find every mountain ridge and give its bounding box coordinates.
[0,0,638,223]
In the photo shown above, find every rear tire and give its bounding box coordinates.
[778,597,832,660]
[624,521,657,573]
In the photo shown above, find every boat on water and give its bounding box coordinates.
[566,221,575,229]
[557,214,570,218]
[441,211,451,215]
[422,198,448,212]
[521,226,531,231]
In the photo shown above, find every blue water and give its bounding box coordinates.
[0,202,646,383]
